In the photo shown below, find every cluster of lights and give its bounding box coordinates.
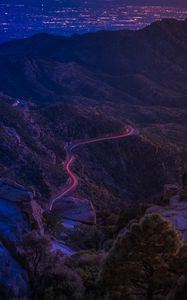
[0,2,186,42]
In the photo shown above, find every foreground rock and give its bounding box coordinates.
[0,179,32,202]
[52,196,96,225]
[0,179,44,298]
[180,172,187,200]
[162,183,180,204]
[0,242,28,298]
[147,183,187,241]
[0,179,44,234]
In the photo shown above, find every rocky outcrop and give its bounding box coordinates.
[146,182,187,241]
[22,199,44,235]
[182,172,187,187]
[53,196,96,225]
[0,242,29,298]
[0,179,32,202]
[0,179,43,233]
[0,179,44,298]
[180,172,187,200]
[162,183,180,204]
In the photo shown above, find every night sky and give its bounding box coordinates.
[0,0,187,43]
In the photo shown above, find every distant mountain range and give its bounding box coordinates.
[0,18,187,107]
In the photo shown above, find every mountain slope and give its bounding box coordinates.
[0,19,187,106]
[0,19,186,211]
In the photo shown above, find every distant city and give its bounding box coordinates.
[0,0,187,43]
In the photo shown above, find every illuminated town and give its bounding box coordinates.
[0,1,187,42]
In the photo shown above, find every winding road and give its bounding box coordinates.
[49,125,135,211]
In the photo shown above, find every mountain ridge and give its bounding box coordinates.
[0,19,187,108]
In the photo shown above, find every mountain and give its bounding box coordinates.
[0,18,187,105]
[0,18,187,211]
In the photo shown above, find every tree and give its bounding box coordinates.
[22,230,84,300]
[35,266,84,300]
[98,214,183,300]
[22,231,52,280]
[70,251,104,298]
[43,211,64,236]
[67,224,105,251]
[25,228,105,300]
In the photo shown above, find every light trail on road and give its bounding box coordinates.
[49,126,135,211]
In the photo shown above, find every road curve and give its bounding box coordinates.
[49,125,135,211]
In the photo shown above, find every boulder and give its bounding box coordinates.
[0,242,29,298]
[0,179,32,202]
[146,195,187,241]
[0,178,44,297]
[52,196,96,225]
[162,183,179,204]
[0,198,30,244]
[0,179,44,233]
[180,173,187,201]
[22,199,44,234]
